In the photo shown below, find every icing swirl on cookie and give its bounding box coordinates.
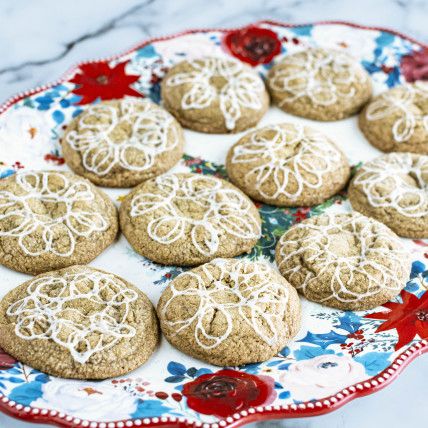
[164,57,265,130]
[7,269,137,364]
[277,213,409,304]
[365,82,428,143]
[269,48,365,106]
[160,258,289,349]
[0,171,108,256]
[130,174,261,256]
[230,124,343,200]
[65,99,180,176]
[353,153,428,217]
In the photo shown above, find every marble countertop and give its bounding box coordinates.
[0,0,427,427]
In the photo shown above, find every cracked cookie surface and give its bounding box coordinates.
[62,98,184,187]
[359,82,428,154]
[0,170,118,275]
[226,123,350,206]
[267,48,372,121]
[161,57,269,133]
[119,173,261,266]
[157,258,301,366]
[275,212,411,310]
[0,265,159,379]
[349,153,428,238]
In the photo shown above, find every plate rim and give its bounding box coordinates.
[0,19,427,428]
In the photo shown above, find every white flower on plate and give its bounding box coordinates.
[0,171,108,257]
[153,34,223,63]
[32,379,137,421]
[279,354,367,401]
[0,107,53,169]
[311,25,377,61]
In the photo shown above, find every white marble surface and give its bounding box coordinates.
[0,0,428,427]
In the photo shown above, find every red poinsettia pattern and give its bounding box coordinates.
[182,369,276,417]
[365,290,428,350]
[70,60,142,105]
[223,26,282,66]
[400,48,428,82]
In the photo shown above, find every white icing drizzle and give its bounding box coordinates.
[164,57,265,130]
[277,213,409,304]
[130,174,261,256]
[7,269,137,364]
[269,48,364,106]
[160,258,289,350]
[230,124,343,200]
[365,82,428,143]
[65,98,180,176]
[353,153,428,217]
[0,171,108,256]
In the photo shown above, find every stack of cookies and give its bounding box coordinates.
[0,46,422,380]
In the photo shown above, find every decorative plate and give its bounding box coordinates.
[0,20,428,428]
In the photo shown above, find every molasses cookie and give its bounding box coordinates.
[226,123,350,206]
[0,265,159,379]
[359,82,428,154]
[349,152,428,238]
[119,173,261,266]
[157,258,301,366]
[0,170,118,275]
[267,48,372,121]
[62,98,184,187]
[275,212,411,311]
[161,57,269,133]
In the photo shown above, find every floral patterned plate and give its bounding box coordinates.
[0,20,428,428]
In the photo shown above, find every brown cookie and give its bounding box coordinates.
[157,258,301,366]
[226,123,350,206]
[161,57,269,133]
[62,98,184,187]
[0,265,159,379]
[119,173,261,266]
[349,152,428,238]
[359,82,428,154]
[267,48,372,121]
[275,212,411,311]
[0,170,118,275]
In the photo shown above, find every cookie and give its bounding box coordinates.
[62,98,184,187]
[0,170,118,275]
[349,152,428,238]
[161,57,269,133]
[275,212,411,311]
[267,48,372,121]
[120,173,261,266]
[0,265,159,379]
[157,258,301,366]
[226,123,350,206]
[359,82,428,154]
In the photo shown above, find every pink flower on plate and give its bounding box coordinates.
[279,354,366,401]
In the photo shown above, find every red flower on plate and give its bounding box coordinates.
[70,60,142,105]
[400,48,428,82]
[223,26,282,66]
[365,290,428,350]
[182,369,276,418]
[0,348,16,370]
